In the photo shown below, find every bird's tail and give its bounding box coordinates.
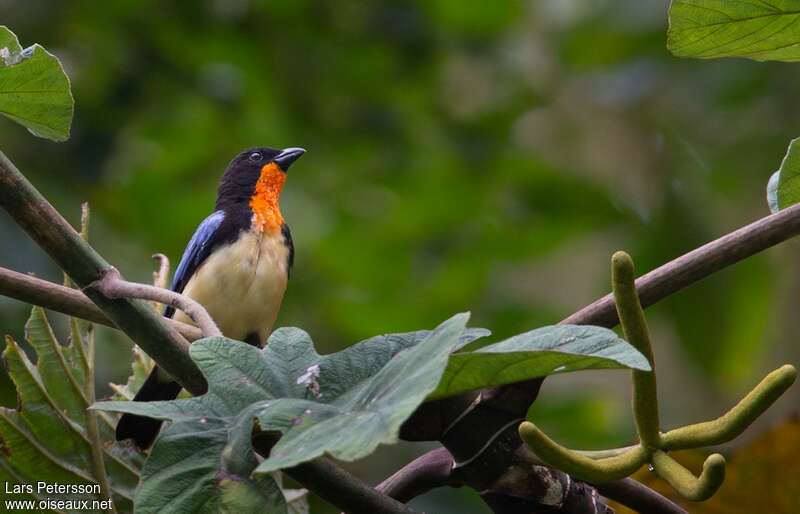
[115,366,182,450]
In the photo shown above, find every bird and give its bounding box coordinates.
[115,146,305,449]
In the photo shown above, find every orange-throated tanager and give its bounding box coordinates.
[115,146,305,449]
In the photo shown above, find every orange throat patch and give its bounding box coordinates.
[249,163,286,233]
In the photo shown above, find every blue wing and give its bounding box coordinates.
[164,210,226,318]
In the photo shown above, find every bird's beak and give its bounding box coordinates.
[274,147,306,171]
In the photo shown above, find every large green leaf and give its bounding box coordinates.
[0,307,142,513]
[256,311,469,472]
[94,314,471,512]
[0,26,73,141]
[667,1,800,62]
[767,137,800,213]
[428,324,651,400]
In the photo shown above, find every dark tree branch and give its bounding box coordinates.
[377,447,458,503]
[253,432,420,514]
[482,464,612,514]
[594,479,686,514]
[0,266,204,340]
[290,458,419,514]
[381,447,686,514]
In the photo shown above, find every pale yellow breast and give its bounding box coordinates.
[174,228,289,343]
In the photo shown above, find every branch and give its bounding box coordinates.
[380,445,682,513]
[0,150,205,395]
[483,463,613,513]
[290,458,419,514]
[376,447,457,503]
[562,202,800,327]
[514,445,687,514]
[0,265,203,340]
[594,479,686,514]
[85,268,221,338]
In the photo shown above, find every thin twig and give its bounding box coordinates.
[73,203,116,513]
[0,266,203,340]
[85,268,221,338]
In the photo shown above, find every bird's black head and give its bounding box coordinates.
[215,146,305,210]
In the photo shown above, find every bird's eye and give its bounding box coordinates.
[248,152,263,162]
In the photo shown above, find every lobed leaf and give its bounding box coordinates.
[667,1,800,62]
[1,307,142,512]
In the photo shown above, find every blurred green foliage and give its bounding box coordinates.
[1,2,800,512]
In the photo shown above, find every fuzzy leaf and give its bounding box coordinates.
[0,307,142,513]
[134,417,286,514]
[0,26,73,141]
[667,1,800,62]
[428,324,651,400]
[257,312,469,472]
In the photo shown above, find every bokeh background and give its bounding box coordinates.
[2,1,799,512]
